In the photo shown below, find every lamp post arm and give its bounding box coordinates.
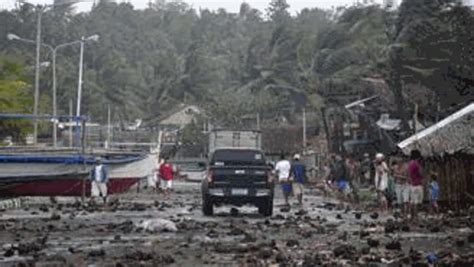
[54,40,83,51]
[13,36,54,54]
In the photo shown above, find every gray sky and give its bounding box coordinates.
[1,0,385,14]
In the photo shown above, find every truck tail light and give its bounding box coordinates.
[206,170,213,183]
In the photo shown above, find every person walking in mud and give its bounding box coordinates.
[334,155,350,204]
[275,154,292,207]
[159,157,174,197]
[346,155,360,205]
[320,159,332,198]
[290,154,307,206]
[90,157,109,204]
[392,157,409,218]
[153,158,165,193]
[374,153,389,213]
[408,149,424,221]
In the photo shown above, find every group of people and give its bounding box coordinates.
[321,149,440,220]
[88,156,176,204]
[89,149,440,220]
[372,150,439,219]
[274,154,308,207]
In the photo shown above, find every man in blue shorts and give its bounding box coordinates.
[275,154,292,207]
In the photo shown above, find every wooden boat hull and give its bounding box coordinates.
[0,154,154,197]
[0,176,139,197]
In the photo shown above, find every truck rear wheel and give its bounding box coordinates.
[202,195,214,216]
[258,197,273,217]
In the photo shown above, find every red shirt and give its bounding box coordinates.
[159,163,174,181]
[408,160,423,186]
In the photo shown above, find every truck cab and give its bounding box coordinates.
[201,148,274,216]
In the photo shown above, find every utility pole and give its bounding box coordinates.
[76,37,85,117]
[33,7,44,145]
[69,99,73,147]
[256,112,261,131]
[75,35,99,118]
[303,108,307,150]
[52,49,57,147]
[106,104,111,149]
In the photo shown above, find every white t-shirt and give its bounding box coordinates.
[94,165,103,183]
[375,161,388,191]
[275,160,291,181]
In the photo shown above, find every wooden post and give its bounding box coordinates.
[413,103,419,134]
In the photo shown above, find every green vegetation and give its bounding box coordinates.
[0,0,471,130]
[0,56,32,141]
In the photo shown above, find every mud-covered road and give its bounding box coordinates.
[1,181,473,266]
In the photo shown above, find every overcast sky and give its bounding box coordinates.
[1,0,385,14]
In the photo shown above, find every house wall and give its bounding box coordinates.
[425,154,474,209]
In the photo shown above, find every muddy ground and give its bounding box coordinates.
[1,181,473,267]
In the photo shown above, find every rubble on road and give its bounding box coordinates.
[1,185,473,266]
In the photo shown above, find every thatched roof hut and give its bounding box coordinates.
[398,103,473,157]
[397,103,473,208]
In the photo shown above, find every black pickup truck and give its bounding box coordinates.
[201,148,274,216]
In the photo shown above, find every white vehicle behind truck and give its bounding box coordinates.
[208,129,262,155]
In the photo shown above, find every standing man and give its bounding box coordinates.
[361,153,371,187]
[147,157,159,192]
[291,154,307,206]
[275,154,292,207]
[392,157,409,217]
[90,157,108,204]
[159,157,174,196]
[408,150,424,221]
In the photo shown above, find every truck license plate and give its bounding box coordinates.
[231,189,248,195]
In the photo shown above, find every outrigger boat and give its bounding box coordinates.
[0,150,154,197]
[0,149,155,197]
[0,114,157,197]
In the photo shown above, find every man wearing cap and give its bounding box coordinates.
[90,157,109,204]
[291,154,307,206]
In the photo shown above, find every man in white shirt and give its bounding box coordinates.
[275,154,292,206]
[90,157,109,204]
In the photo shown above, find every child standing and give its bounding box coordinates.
[429,173,440,214]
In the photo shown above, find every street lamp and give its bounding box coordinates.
[7,33,99,147]
[14,0,87,145]
[76,34,99,118]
